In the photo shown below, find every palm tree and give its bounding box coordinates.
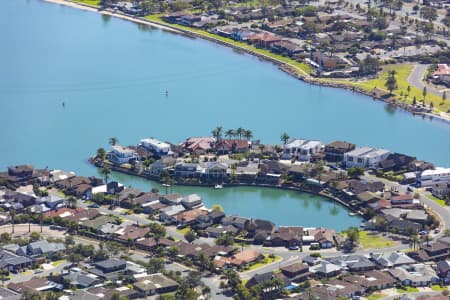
[66,196,77,209]
[100,166,111,185]
[211,126,223,141]
[236,127,245,139]
[109,137,118,146]
[225,129,236,139]
[10,209,16,234]
[96,148,106,161]
[280,132,290,145]
[243,130,253,141]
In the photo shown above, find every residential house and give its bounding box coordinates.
[121,192,158,209]
[107,145,139,165]
[139,138,171,157]
[159,205,185,224]
[89,258,127,280]
[418,168,450,187]
[342,270,397,291]
[344,147,391,169]
[176,208,208,227]
[222,215,249,230]
[311,279,364,299]
[135,237,175,252]
[378,153,416,172]
[280,262,311,283]
[271,40,302,56]
[22,240,66,258]
[206,225,239,238]
[389,264,439,287]
[267,226,303,248]
[433,63,450,84]
[246,219,275,244]
[80,215,119,234]
[115,225,150,243]
[281,139,323,161]
[8,277,62,294]
[134,273,179,296]
[310,261,342,278]
[86,286,140,300]
[174,162,200,179]
[247,32,282,49]
[408,242,450,262]
[141,200,167,215]
[370,252,416,268]
[180,137,215,154]
[62,271,101,288]
[324,141,356,162]
[215,139,249,154]
[193,209,225,230]
[159,193,183,206]
[0,250,33,273]
[436,260,450,284]
[204,161,228,180]
[0,287,20,300]
[431,183,449,199]
[326,255,376,272]
[214,249,263,268]
[181,194,203,209]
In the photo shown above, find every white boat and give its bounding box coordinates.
[162,183,171,187]
[214,184,223,189]
[349,212,357,216]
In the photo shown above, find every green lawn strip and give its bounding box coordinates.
[396,286,419,293]
[21,270,34,276]
[431,284,448,291]
[144,15,311,75]
[428,195,447,207]
[358,231,395,249]
[52,260,67,267]
[176,227,191,235]
[246,254,281,271]
[72,0,101,7]
[367,292,387,300]
[348,64,450,113]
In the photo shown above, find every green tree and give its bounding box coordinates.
[347,166,365,179]
[30,232,40,242]
[184,229,196,243]
[96,147,106,161]
[215,232,234,246]
[385,70,398,95]
[211,204,224,212]
[243,129,253,141]
[225,129,236,139]
[149,222,166,240]
[100,166,111,185]
[211,126,223,141]
[148,257,165,273]
[236,127,245,140]
[280,132,290,145]
[109,137,118,146]
[423,86,427,101]
[0,232,11,243]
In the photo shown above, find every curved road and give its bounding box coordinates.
[408,64,445,98]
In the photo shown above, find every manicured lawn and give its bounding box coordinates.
[72,0,100,7]
[397,286,419,293]
[358,231,395,249]
[431,284,448,291]
[176,227,191,235]
[348,64,450,113]
[367,292,387,300]
[246,254,281,271]
[21,270,34,276]
[428,195,447,207]
[144,15,311,76]
[52,260,67,267]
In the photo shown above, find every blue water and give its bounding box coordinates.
[1,0,449,229]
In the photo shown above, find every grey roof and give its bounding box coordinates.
[405,210,428,221]
[94,258,126,270]
[370,252,416,267]
[0,250,32,268]
[310,261,342,274]
[28,240,66,255]
[0,287,21,300]
[63,272,99,288]
[326,255,375,270]
[134,273,178,292]
[67,290,101,300]
[388,264,439,283]
[160,204,185,217]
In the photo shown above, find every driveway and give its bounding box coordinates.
[408,64,444,97]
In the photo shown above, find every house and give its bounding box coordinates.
[176,208,208,227]
[139,138,171,157]
[24,240,66,258]
[324,141,356,162]
[405,210,429,223]
[370,252,416,268]
[310,261,342,278]
[181,194,202,209]
[271,40,303,56]
[86,286,140,300]
[174,162,200,178]
[247,32,282,49]
[107,145,139,165]
[134,273,179,296]
[135,237,175,252]
[159,193,183,206]
[326,255,376,272]
[267,226,303,248]
[215,139,249,154]
[214,249,263,268]
[206,225,239,238]
[344,147,391,169]
[408,242,450,262]
[312,51,348,71]
[389,264,439,287]
[62,271,101,288]
[0,250,33,272]
[281,139,323,161]
[245,271,285,292]
[418,168,450,187]
[8,277,62,294]
[81,215,118,234]
[436,260,450,283]
[246,219,275,244]
[141,200,167,214]
[204,162,228,180]
[309,228,336,249]
[180,137,215,154]
[159,205,185,224]
[378,153,416,171]
[193,210,225,230]
[221,215,249,230]
[0,287,20,300]
[115,225,150,242]
[36,193,65,210]
[342,270,397,291]
[121,192,158,208]
[280,262,311,283]
[89,258,127,280]
[390,194,415,205]
[433,63,450,83]
[431,183,449,199]
[311,279,364,299]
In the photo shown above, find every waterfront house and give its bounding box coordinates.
[139,138,171,157]
[221,215,249,230]
[204,162,228,180]
[193,209,225,229]
[121,192,159,209]
[206,225,239,238]
[324,141,356,162]
[215,139,249,154]
[247,32,282,49]
[378,153,416,172]
[180,137,215,154]
[433,64,450,84]
[431,183,449,199]
[389,264,439,287]
[344,147,391,169]
[134,273,179,296]
[176,208,208,227]
[370,252,416,268]
[267,226,303,248]
[159,193,183,206]
[408,242,450,262]
[107,145,139,165]
[141,200,167,215]
[271,40,303,56]
[159,205,185,224]
[307,228,336,249]
[181,194,203,209]
[418,168,450,187]
[281,139,323,161]
[246,218,275,244]
[280,262,312,283]
[174,162,200,179]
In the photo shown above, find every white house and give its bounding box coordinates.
[139,138,171,156]
[281,139,323,161]
[159,205,185,224]
[418,168,450,187]
[108,145,139,165]
[344,147,390,168]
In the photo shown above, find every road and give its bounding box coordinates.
[0,224,66,238]
[382,291,442,300]
[408,64,444,98]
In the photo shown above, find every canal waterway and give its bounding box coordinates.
[1,0,449,229]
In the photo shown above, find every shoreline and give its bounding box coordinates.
[43,0,450,124]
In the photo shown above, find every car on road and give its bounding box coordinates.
[35,269,43,274]
[88,203,100,208]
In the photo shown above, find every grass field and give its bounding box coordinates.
[72,0,101,6]
[176,227,191,235]
[144,15,311,75]
[428,195,447,207]
[431,284,449,291]
[358,231,395,249]
[349,64,450,113]
[52,260,67,267]
[246,254,281,271]
[396,286,419,293]
[367,292,387,300]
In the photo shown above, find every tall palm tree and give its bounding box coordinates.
[211,126,223,141]
[280,132,290,145]
[10,209,16,234]
[236,127,245,140]
[109,137,118,146]
[225,129,236,139]
[100,166,111,185]
[243,130,253,140]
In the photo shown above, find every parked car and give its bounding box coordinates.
[88,203,100,208]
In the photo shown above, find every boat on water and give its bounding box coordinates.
[162,183,171,187]
[349,212,357,216]
[214,184,223,189]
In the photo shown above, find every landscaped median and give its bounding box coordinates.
[428,194,447,207]
[245,254,282,271]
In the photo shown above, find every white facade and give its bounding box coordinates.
[418,168,450,187]
[140,138,171,155]
[282,139,323,161]
[108,145,139,165]
[344,147,390,168]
